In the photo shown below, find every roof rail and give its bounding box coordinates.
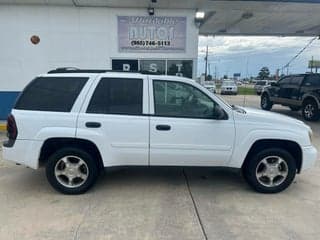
[47,67,162,75]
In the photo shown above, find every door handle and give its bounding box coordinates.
[85,122,101,128]
[156,124,171,131]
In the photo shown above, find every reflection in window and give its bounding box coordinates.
[153,80,219,118]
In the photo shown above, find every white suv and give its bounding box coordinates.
[2,69,317,194]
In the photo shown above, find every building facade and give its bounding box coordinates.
[0,5,199,119]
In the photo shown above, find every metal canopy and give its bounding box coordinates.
[1,0,320,36]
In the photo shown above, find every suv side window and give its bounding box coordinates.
[278,76,291,85]
[87,78,143,115]
[303,75,320,87]
[291,76,304,85]
[15,77,88,112]
[153,80,224,119]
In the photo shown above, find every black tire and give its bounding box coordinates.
[260,93,273,111]
[302,99,320,121]
[289,106,301,111]
[46,147,99,194]
[243,148,296,193]
[257,92,262,96]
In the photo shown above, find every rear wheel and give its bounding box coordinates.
[243,148,296,193]
[46,147,99,194]
[289,106,301,111]
[302,99,320,121]
[260,93,273,110]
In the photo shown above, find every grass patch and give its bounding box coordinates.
[237,87,256,95]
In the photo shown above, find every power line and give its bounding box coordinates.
[281,36,318,73]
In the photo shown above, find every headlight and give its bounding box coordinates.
[309,130,314,144]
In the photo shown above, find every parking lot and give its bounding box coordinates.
[0,94,319,240]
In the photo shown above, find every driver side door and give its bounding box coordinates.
[149,78,235,166]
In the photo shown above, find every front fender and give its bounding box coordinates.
[228,129,306,168]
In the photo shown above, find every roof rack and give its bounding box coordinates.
[47,67,161,75]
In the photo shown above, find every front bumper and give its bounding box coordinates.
[301,145,318,171]
[221,89,237,94]
[255,88,263,93]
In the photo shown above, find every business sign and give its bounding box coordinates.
[309,60,320,68]
[118,16,186,52]
[233,73,241,77]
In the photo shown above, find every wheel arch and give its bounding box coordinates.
[302,94,320,108]
[241,139,302,173]
[39,137,104,170]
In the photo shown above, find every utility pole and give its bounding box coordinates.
[214,65,217,80]
[204,45,208,81]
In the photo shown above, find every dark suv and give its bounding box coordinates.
[260,73,320,121]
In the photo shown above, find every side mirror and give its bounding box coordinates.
[212,106,228,120]
[271,82,278,87]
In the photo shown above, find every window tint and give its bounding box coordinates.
[291,76,304,85]
[87,78,143,115]
[303,75,320,87]
[256,81,267,86]
[15,77,88,112]
[153,80,223,119]
[279,76,291,85]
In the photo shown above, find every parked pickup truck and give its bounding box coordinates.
[3,68,317,194]
[261,73,320,121]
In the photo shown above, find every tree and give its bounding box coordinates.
[206,74,213,81]
[258,67,270,80]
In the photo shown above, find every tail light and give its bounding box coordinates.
[7,114,18,140]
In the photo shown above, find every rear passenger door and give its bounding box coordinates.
[76,76,149,167]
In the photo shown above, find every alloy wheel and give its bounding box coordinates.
[54,155,89,188]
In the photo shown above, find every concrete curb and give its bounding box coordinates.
[0,123,6,132]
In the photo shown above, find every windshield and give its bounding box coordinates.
[222,81,236,86]
[256,81,267,85]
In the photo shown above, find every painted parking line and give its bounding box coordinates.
[0,123,6,132]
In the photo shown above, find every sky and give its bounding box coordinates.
[197,36,320,79]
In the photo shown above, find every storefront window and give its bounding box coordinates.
[139,60,166,74]
[167,60,193,78]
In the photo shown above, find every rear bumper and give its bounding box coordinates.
[301,145,318,171]
[2,139,42,169]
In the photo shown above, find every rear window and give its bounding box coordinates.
[303,75,320,87]
[15,77,88,112]
[86,78,143,115]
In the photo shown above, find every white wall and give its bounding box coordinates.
[0,5,198,91]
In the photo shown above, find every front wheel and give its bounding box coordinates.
[260,93,273,110]
[302,99,320,121]
[46,147,99,194]
[243,148,296,193]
